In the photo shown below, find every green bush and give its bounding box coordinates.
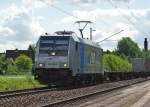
[103,54,132,72]
[4,58,19,75]
[6,64,19,75]
[142,51,150,60]
[15,55,32,73]
[0,54,7,74]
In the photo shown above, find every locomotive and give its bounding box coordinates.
[33,31,150,85]
[34,31,103,85]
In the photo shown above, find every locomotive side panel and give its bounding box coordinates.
[69,36,104,76]
[78,42,103,74]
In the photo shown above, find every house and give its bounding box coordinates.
[6,49,34,62]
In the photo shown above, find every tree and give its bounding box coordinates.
[0,54,7,74]
[15,55,32,73]
[28,44,35,63]
[6,58,19,75]
[142,51,150,59]
[117,37,142,58]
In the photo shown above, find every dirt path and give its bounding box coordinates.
[70,80,150,107]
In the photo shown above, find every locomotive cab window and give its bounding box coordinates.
[39,36,70,56]
[56,40,68,45]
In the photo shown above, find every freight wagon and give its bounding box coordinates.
[33,31,150,85]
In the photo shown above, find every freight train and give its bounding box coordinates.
[33,31,150,85]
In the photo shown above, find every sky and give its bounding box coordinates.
[0,0,150,52]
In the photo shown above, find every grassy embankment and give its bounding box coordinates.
[0,75,45,92]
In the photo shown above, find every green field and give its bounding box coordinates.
[0,75,45,92]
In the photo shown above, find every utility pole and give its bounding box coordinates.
[90,27,96,40]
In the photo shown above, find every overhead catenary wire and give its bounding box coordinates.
[107,0,147,35]
[46,3,124,43]
[103,40,118,41]
[39,0,81,20]
[39,0,125,43]
[97,30,124,43]
[127,2,146,32]
[50,4,81,20]
[40,0,111,29]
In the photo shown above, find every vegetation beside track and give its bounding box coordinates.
[0,75,45,92]
[103,54,132,72]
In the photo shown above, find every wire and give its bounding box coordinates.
[39,0,81,20]
[104,40,118,41]
[97,30,124,43]
[108,0,147,35]
[50,4,81,19]
[40,0,110,29]
[40,0,126,42]
[127,3,145,32]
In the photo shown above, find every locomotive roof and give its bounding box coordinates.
[39,35,102,49]
[72,35,102,49]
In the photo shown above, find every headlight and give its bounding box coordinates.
[64,63,67,67]
[39,63,44,67]
[51,52,56,56]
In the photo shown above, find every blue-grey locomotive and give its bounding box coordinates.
[34,31,103,85]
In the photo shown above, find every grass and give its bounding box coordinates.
[0,75,45,92]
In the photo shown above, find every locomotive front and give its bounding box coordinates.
[34,32,72,84]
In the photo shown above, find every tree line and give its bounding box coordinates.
[0,54,32,75]
[103,37,150,72]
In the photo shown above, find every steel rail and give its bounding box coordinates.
[0,87,53,99]
[41,78,150,107]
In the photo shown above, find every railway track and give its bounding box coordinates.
[0,87,52,99]
[0,77,150,107]
[41,77,150,107]
[0,83,97,100]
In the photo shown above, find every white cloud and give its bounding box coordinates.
[62,9,148,23]
[30,17,45,37]
[0,26,15,36]
[0,4,45,52]
[111,0,135,3]
[72,0,135,4]
[72,0,96,4]
[23,0,56,9]
[0,44,16,52]
[61,8,150,50]
[0,0,148,52]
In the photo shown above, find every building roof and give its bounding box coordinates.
[6,50,33,60]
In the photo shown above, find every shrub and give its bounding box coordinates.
[0,54,7,74]
[103,54,132,72]
[15,55,32,73]
[6,64,19,75]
